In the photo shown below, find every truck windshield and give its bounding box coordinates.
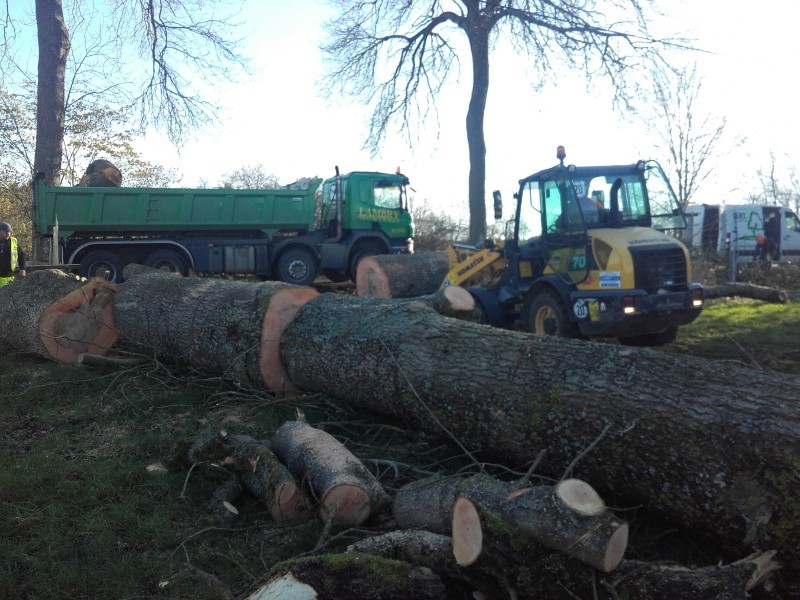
[372,180,406,210]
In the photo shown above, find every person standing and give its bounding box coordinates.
[0,222,27,287]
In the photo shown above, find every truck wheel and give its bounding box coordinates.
[143,249,189,276]
[525,291,578,338]
[619,326,678,347]
[277,247,317,286]
[80,250,125,283]
[348,246,382,281]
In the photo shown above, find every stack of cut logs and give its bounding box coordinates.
[1,267,797,598]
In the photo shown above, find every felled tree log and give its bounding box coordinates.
[279,293,800,576]
[188,428,308,524]
[270,420,389,526]
[393,473,627,572]
[356,252,449,298]
[0,269,88,358]
[111,271,318,389]
[39,278,118,363]
[247,555,446,600]
[350,529,778,599]
[704,281,788,303]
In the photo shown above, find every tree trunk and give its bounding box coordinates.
[0,269,85,358]
[111,271,318,390]
[704,282,788,303]
[34,0,70,185]
[270,420,389,526]
[279,293,800,573]
[348,528,777,599]
[356,252,449,298]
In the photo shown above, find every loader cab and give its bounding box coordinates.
[512,154,687,287]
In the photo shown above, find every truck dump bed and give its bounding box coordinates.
[34,180,321,239]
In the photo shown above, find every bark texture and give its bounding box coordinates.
[0,269,85,358]
[704,282,788,303]
[112,272,318,388]
[279,293,800,572]
[270,420,390,526]
[356,252,449,298]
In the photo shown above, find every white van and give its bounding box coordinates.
[717,205,800,262]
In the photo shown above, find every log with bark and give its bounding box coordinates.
[188,428,308,524]
[393,473,627,572]
[349,529,779,599]
[278,292,800,580]
[270,420,389,526]
[704,281,789,303]
[111,269,319,390]
[0,269,92,359]
[356,252,449,298]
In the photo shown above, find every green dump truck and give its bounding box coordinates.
[32,168,414,285]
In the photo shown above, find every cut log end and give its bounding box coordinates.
[270,481,308,524]
[39,278,119,363]
[259,286,320,392]
[557,478,605,516]
[441,285,475,312]
[603,521,629,573]
[452,496,482,567]
[356,256,391,298]
[320,485,372,526]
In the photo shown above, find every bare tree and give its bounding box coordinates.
[21,0,246,184]
[748,150,800,211]
[648,63,729,206]
[34,0,71,185]
[322,0,681,243]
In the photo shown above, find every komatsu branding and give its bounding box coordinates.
[458,254,485,276]
[357,208,401,223]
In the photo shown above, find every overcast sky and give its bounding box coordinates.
[134,0,800,216]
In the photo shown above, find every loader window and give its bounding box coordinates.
[518,181,543,240]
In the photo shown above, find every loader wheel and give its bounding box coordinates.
[525,291,578,338]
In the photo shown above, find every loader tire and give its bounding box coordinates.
[525,290,578,338]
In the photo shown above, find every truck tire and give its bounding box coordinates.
[79,250,125,283]
[619,326,678,347]
[143,249,189,276]
[276,247,317,286]
[525,290,578,338]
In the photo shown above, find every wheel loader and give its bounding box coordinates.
[443,147,703,346]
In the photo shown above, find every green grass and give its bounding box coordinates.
[670,299,800,374]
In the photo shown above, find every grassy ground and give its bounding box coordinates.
[0,292,798,599]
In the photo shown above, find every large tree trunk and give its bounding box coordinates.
[111,270,318,389]
[0,269,85,358]
[278,293,800,576]
[34,0,70,185]
[704,282,788,302]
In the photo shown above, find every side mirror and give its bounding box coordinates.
[492,190,502,220]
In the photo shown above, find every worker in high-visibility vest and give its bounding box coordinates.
[0,221,26,287]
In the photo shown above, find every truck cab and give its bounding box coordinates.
[477,150,703,346]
